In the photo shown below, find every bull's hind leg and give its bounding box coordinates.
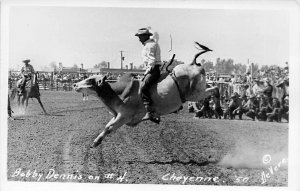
[36,97,48,114]
[91,114,126,148]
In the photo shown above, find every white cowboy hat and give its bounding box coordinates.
[135,28,153,36]
[23,59,30,63]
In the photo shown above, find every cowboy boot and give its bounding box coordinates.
[142,105,160,124]
[150,112,160,124]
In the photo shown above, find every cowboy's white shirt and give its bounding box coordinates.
[142,39,161,71]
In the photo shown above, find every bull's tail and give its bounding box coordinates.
[10,88,18,101]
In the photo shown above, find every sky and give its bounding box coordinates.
[8,6,289,71]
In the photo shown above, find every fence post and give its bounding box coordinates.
[43,80,46,90]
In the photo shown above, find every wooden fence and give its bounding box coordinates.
[8,79,117,91]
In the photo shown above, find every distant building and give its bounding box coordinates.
[99,68,145,75]
[86,68,101,74]
[58,62,87,73]
[57,62,87,78]
[98,62,145,75]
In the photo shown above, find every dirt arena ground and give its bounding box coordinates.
[7,90,288,186]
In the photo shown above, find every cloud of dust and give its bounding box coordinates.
[218,142,288,169]
[10,104,37,117]
[10,107,26,117]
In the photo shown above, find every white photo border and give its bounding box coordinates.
[1,0,299,191]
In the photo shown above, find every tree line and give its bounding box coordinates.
[92,58,286,76]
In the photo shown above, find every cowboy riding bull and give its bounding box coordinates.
[73,40,219,148]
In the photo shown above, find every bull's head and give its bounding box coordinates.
[73,75,107,96]
[173,42,213,101]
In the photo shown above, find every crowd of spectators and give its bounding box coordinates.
[189,64,289,123]
[188,92,288,123]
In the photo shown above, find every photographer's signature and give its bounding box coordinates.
[261,154,287,184]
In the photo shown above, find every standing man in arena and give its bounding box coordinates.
[135,28,162,124]
[19,59,35,95]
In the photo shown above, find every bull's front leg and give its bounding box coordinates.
[91,114,126,148]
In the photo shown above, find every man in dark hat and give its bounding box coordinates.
[243,94,257,120]
[240,94,248,106]
[228,92,243,120]
[257,95,271,121]
[211,94,223,119]
[19,59,35,95]
[135,28,162,124]
[266,97,281,122]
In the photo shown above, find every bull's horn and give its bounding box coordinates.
[193,42,213,65]
[194,42,212,52]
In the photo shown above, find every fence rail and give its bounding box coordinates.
[8,79,118,91]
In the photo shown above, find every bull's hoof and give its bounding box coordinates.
[90,141,100,148]
[150,117,160,124]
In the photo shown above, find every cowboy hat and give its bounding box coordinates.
[135,28,153,36]
[23,59,30,63]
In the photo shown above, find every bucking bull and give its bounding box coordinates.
[73,42,220,148]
